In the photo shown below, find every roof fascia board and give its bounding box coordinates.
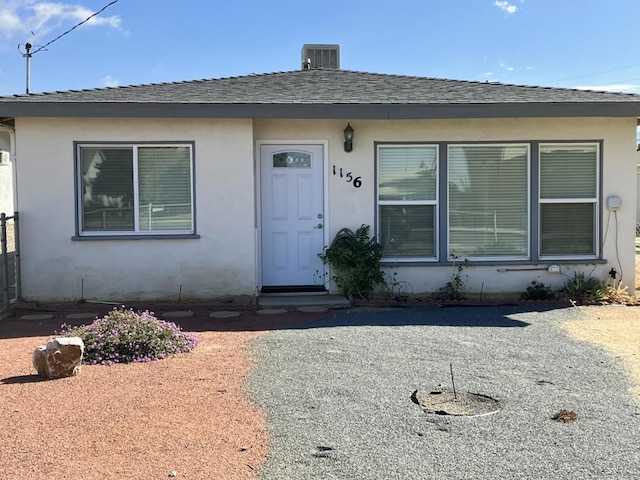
[2,102,640,119]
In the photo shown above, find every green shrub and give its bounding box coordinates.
[521,281,554,301]
[563,272,608,303]
[319,224,384,299]
[59,307,199,365]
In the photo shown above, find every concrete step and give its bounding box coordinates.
[258,294,350,310]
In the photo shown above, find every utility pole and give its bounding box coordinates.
[23,42,32,94]
[17,1,120,94]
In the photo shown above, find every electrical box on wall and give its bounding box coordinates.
[607,196,621,211]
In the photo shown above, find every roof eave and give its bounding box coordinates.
[2,102,640,119]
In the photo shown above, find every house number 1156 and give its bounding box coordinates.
[333,165,362,188]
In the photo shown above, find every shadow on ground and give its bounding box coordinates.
[1,374,49,385]
[0,303,575,340]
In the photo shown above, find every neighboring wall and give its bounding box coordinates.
[0,129,13,215]
[636,151,640,225]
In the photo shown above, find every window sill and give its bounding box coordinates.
[72,234,200,241]
[381,258,607,267]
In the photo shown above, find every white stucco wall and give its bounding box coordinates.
[13,115,638,302]
[255,117,638,296]
[15,117,257,302]
[0,129,14,215]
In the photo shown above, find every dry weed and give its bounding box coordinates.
[552,409,578,423]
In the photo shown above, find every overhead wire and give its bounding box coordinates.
[31,0,121,55]
[544,61,640,85]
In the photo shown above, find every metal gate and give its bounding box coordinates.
[1,212,20,313]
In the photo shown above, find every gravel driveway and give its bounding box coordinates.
[249,305,640,479]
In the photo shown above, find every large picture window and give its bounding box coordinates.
[448,144,529,259]
[78,144,194,235]
[377,145,438,259]
[539,144,598,257]
[376,141,600,263]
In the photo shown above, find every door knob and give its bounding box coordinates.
[314,223,323,229]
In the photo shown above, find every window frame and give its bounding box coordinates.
[376,143,440,262]
[376,140,602,265]
[74,141,197,239]
[537,142,600,260]
[446,143,531,262]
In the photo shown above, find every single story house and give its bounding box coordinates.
[1,54,640,302]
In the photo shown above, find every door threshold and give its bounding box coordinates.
[260,285,326,295]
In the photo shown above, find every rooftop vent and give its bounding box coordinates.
[301,44,340,70]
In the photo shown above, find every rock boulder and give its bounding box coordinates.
[32,337,84,379]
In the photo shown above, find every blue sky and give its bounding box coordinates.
[1,0,640,96]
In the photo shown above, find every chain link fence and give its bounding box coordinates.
[1,212,20,313]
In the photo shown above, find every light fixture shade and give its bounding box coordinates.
[343,123,354,152]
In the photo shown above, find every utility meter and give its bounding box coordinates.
[607,196,621,211]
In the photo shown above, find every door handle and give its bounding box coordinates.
[314,223,323,229]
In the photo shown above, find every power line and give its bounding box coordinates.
[544,61,640,84]
[31,0,121,55]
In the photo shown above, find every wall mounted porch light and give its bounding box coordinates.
[343,123,354,152]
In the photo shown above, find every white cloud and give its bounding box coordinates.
[0,1,121,40]
[101,75,118,87]
[500,62,515,72]
[575,84,640,94]
[0,4,24,34]
[494,1,518,14]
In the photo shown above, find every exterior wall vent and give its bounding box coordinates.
[301,44,340,70]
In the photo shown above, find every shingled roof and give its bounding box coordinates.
[2,69,640,119]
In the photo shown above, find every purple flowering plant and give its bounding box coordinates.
[59,306,199,365]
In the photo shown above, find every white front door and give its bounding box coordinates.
[260,144,325,289]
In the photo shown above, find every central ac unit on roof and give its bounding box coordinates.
[301,44,341,70]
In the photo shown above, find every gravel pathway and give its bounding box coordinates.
[249,306,640,479]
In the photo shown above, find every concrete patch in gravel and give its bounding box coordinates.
[257,309,288,315]
[64,312,99,320]
[411,388,501,417]
[20,313,54,320]
[297,306,329,313]
[161,311,194,318]
[209,311,241,318]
